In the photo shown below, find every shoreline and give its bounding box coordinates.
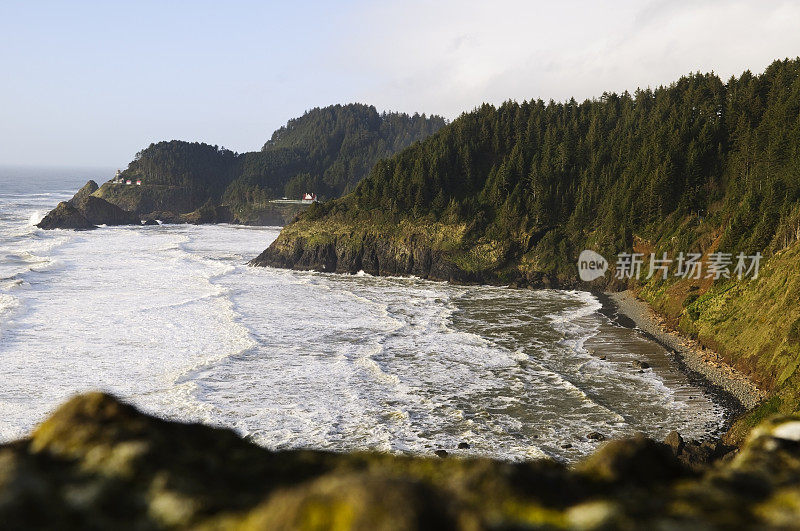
[599,290,765,435]
[246,251,766,437]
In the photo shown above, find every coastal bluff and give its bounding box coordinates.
[3,391,800,528]
[37,179,308,229]
[249,218,560,288]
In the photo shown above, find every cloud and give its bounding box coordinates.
[3,0,799,165]
[335,0,800,118]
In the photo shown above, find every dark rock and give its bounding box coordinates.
[75,196,141,226]
[247,224,561,286]
[2,393,800,528]
[142,211,182,224]
[36,202,94,230]
[434,449,448,458]
[142,219,159,226]
[181,203,233,224]
[561,444,573,449]
[631,360,651,369]
[682,440,714,469]
[458,442,470,449]
[662,433,737,472]
[39,193,140,230]
[576,435,684,486]
[587,432,606,441]
[665,431,685,454]
[599,355,607,360]
[67,180,99,206]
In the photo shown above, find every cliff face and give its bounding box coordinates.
[67,180,99,206]
[38,181,141,230]
[94,182,211,216]
[227,201,311,226]
[3,392,800,529]
[36,201,95,230]
[249,218,560,287]
[251,229,465,280]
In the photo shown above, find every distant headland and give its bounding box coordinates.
[37,104,446,229]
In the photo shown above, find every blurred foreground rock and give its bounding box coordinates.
[1,392,800,529]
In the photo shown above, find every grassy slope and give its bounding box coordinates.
[639,242,800,442]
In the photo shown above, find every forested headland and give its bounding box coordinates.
[93,104,446,223]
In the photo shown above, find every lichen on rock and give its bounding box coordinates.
[3,393,800,529]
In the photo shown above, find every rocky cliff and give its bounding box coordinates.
[36,201,96,230]
[67,179,99,206]
[38,181,141,230]
[251,226,471,281]
[250,218,560,288]
[3,392,800,529]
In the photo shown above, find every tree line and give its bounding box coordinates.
[119,103,447,208]
[305,59,800,278]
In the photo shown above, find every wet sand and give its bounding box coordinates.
[581,302,728,441]
[604,291,765,414]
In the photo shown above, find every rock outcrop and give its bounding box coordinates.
[67,179,99,206]
[36,201,94,230]
[38,181,141,229]
[250,231,471,282]
[249,219,562,287]
[73,196,141,226]
[3,392,800,529]
[180,202,233,225]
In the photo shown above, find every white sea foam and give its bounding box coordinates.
[27,211,44,226]
[0,183,726,458]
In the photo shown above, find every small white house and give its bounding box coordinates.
[126,180,132,185]
[136,180,142,186]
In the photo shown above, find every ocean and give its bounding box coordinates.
[0,166,725,461]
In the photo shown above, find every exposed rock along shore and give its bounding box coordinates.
[249,231,558,288]
[37,180,141,230]
[609,291,765,411]
[251,232,464,280]
[37,180,311,230]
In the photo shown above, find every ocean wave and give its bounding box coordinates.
[0,213,725,459]
[27,211,44,226]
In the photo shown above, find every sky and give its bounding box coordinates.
[1,0,799,167]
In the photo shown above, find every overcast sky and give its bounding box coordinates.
[1,0,799,167]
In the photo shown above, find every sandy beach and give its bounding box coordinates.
[607,290,765,411]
